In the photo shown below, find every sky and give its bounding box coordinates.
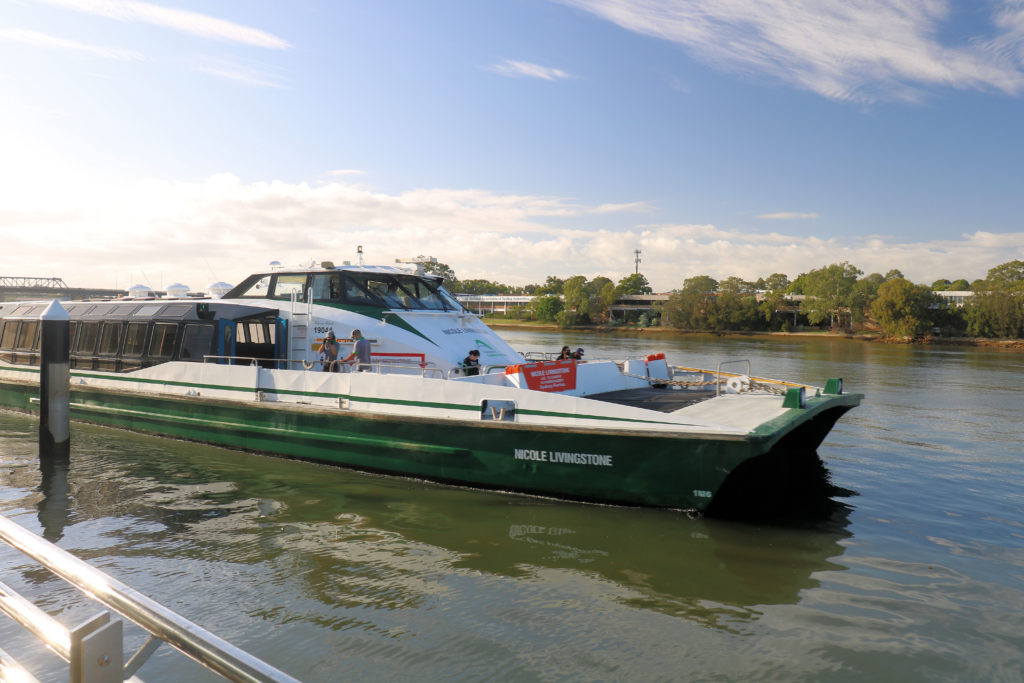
[1,0,1023,293]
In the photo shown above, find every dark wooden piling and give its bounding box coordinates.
[39,300,70,460]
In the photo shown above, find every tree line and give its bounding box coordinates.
[426,259,1024,339]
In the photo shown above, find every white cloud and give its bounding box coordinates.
[0,27,143,60]
[196,59,284,88]
[758,212,819,220]
[591,201,653,214]
[0,173,1019,292]
[329,169,367,176]
[490,59,572,81]
[555,0,1024,102]
[34,0,290,49]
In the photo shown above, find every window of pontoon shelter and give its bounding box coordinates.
[148,323,178,359]
[0,321,18,350]
[180,324,214,360]
[122,322,147,357]
[74,322,99,355]
[0,321,17,362]
[97,322,121,356]
[15,320,39,350]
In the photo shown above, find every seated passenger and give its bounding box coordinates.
[462,349,481,376]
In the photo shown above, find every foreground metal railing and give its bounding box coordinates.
[0,515,299,683]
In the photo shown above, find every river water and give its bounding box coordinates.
[1,330,1022,681]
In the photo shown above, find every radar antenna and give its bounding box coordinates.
[395,255,438,276]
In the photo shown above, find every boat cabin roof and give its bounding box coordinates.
[0,300,276,322]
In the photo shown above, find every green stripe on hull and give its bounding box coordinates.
[0,380,772,511]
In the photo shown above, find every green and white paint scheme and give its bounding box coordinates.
[0,260,862,513]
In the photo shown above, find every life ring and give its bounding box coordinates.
[726,375,750,394]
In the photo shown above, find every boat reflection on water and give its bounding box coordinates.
[395,453,854,629]
[6,415,856,635]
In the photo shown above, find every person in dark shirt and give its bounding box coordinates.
[557,346,572,360]
[318,331,339,372]
[462,349,481,376]
[572,347,585,360]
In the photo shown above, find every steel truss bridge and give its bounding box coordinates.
[0,276,69,288]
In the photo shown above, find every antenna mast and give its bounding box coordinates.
[634,249,642,275]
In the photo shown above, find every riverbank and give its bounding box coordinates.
[482,319,1024,350]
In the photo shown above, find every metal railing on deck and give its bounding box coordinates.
[0,515,299,683]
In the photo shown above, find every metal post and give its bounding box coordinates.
[39,300,70,460]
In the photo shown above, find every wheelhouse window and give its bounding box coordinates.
[364,277,405,308]
[341,273,412,309]
[335,272,466,311]
[180,324,214,360]
[311,273,343,301]
[398,275,460,311]
[233,274,272,298]
[435,285,465,312]
[148,323,178,359]
[272,274,307,301]
[340,274,381,307]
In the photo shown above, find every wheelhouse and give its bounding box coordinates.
[0,301,282,371]
[225,269,466,312]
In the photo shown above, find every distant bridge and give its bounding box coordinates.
[0,275,123,302]
[0,276,69,288]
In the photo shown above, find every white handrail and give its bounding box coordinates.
[0,515,299,683]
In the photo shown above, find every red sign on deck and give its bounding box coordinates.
[513,359,578,392]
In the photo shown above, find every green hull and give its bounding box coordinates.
[0,379,858,512]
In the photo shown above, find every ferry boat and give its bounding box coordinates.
[0,258,861,513]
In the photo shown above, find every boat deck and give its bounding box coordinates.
[587,387,717,413]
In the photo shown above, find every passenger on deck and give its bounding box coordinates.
[318,331,339,372]
[342,329,372,371]
[572,347,585,360]
[462,349,481,376]
[557,346,573,360]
